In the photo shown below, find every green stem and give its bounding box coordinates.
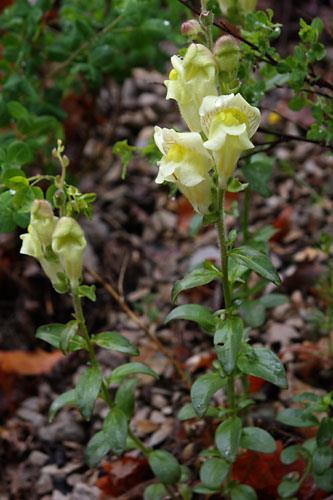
[241,188,250,243]
[128,428,149,456]
[71,289,151,459]
[217,189,232,309]
[72,289,97,365]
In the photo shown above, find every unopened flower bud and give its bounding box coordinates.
[52,217,87,289]
[181,19,202,38]
[30,199,58,250]
[214,35,240,74]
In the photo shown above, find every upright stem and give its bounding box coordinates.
[71,289,152,461]
[72,289,97,365]
[217,189,231,309]
[216,189,236,415]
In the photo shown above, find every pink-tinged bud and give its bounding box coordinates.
[181,19,202,38]
[214,35,240,74]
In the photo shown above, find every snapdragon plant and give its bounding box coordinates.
[18,141,187,499]
[153,3,288,498]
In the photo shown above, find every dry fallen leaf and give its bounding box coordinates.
[0,349,64,376]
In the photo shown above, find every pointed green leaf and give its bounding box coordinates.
[230,483,257,500]
[165,304,216,333]
[240,427,276,453]
[191,372,225,417]
[215,417,242,463]
[239,300,266,328]
[277,408,318,427]
[230,246,281,285]
[115,379,138,418]
[109,362,158,383]
[148,450,181,485]
[86,430,112,467]
[92,331,139,356]
[75,365,102,420]
[48,389,76,422]
[238,346,287,389]
[200,458,230,490]
[36,323,86,351]
[144,484,167,500]
[172,265,220,303]
[103,406,128,455]
[214,317,244,374]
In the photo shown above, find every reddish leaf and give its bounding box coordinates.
[0,349,63,375]
[270,206,293,242]
[96,456,152,496]
[233,441,327,499]
[248,375,266,394]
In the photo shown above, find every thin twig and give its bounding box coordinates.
[86,267,192,390]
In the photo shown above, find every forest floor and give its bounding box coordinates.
[1,66,333,500]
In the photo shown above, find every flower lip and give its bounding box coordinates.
[200,93,260,139]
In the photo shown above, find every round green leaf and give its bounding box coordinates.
[148,450,181,485]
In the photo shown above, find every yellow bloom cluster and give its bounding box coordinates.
[154,42,260,212]
[20,200,86,292]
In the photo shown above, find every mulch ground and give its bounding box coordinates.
[1,60,333,499]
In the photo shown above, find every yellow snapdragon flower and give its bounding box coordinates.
[154,126,214,214]
[200,93,260,186]
[52,217,86,290]
[165,43,217,132]
[20,200,66,293]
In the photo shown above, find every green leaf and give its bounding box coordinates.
[278,476,301,498]
[191,372,225,417]
[215,417,242,463]
[214,317,244,374]
[109,362,158,383]
[313,469,333,492]
[227,178,248,193]
[165,304,216,333]
[200,458,230,490]
[281,445,304,465]
[92,331,139,356]
[75,365,102,420]
[115,379,138,418]
[144,484,167,500]
[288,94,307,111]
[230,246,281,286]
[86,431,112,468]
[277,408,318,427]
[148,450,181,485]
[312,445,333,474]
[7,101,30,120]
[317,417,333,447]
[239,300,266,328]
[172,265,220,303]
[48,389,76,422]
[242,158,273,198]
[259,293,288,308]
[77,285,96,302]
[230,484,257,500]
[36,323,86,351]
[7,140,33,166]
[103,407,128,455]
[0,191,15,233]
[240,427,276,453]
[238,346,287,389]
[59,320,80,354]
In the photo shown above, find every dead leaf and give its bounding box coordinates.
[96,456,152,496]
[0,349,63,375]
